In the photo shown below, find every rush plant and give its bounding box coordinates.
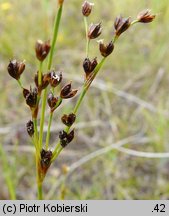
[7,0,155,199]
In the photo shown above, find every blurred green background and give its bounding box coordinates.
[0,0,169,199]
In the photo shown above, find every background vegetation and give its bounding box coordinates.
[0,0,169,199]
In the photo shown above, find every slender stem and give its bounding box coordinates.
[73,86,87,115]
[39,3,64,150]
[84,16,90,57]
[36,152,43,200]
[33,118,39,150]
[0,144,16,200]
[36,4,64,199]
[131,19,139,25]
[38,182,43,200]
[38,61,43,86]
[52,145,63,161]
[17,79,23,88]
[47,4,63,70]
[45,112,53,150]
[39,89,47,149]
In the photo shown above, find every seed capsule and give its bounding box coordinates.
[23,87,38,108]
[49,71,62,88]
[59,130,75,148]
[83,57,97,78]
[60,82,78,99]
[88,22,102,39]
[82,1,94,17]
[61,113,76,126]
[99,40,114,57]
[34,73,50,92]
[7,59,25,80]
[137,9,156,23]
[47,92,60,112]
[40,149,53,174]
[114,16,131,36]
[26,120,34,137]
[35,40,51,62]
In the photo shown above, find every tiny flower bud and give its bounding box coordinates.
[59,130,75,148]
[137,9,156,23]
[7,59,25,80]
[26,120,34,137]
[23,87,38,108]
[88,23,102,39]
[99,40,114,57]
[49,71,62,88]
[47,92,59,112]
[83,57,97,78]
[82,1,94,17]
[60,82,78,99]
[35,40,51,62]
[114,16,131,36]
[61,113,76,126]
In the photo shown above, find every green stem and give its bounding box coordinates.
[131,19,139,25]
[38,61,43,86]
[33,118,39,150]
[36,152,43,200]
[38,182,43,200]
[39,89,47,149]
[73,86,87,115]
[47,4,63,70]
[39,3,63,150]
[0,144,16,200]
[17,79,23,88]
[45,112,53,150]
[84,16,90,57]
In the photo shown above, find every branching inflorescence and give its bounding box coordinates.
[7,0,155,199]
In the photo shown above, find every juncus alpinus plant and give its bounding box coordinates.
[7,0,155,200]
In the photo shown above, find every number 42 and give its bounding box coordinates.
[153,204,165,213]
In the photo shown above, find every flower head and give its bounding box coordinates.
[60,82,78,99]
[49,71,62,88]
[26,120,34,137]
[99,40,114,57]
[35,40,51,62]
[23,87,38,108]
[82,1,94,17]
[137,9,156,23]
[88,22,102,39]
[61,113,76,126]
[7,59,25,80]
[83,57,97,78]
[59,130,75,148]
[114,16,131,36]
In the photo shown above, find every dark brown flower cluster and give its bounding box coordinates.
[7,39,78,149]
[40,149,53,179]
[81,1,155,84]
[7,0,156,186]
